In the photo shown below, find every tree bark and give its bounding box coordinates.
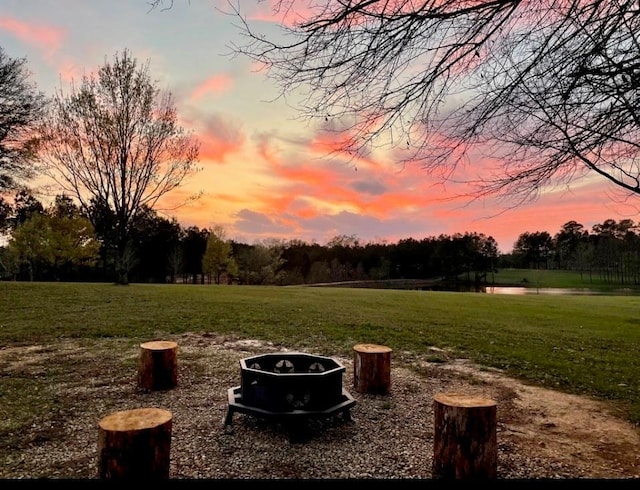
[432,392,497,479]
[97,407,172,479]
[353,343,392,395]
[138,340,178,391]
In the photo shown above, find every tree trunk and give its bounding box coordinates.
[114,233,132,285]
[115,251,129,285]
[432,392,497,479]
[353,343,392,395]
[98,407,172,479]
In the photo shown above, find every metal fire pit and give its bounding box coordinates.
[224,352,356,427]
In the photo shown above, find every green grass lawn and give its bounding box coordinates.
[1,281,639,425]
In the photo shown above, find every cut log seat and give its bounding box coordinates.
[138,340,178,391]
[432,392,497,479]
[353,343,392,395]
[97,407,172,479]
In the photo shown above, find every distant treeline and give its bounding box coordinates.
[1,190,639,286]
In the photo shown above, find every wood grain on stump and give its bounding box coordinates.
[353,343,392,395]
[97,407,172,479]
[432,392,497,480]
[138,340,178,391]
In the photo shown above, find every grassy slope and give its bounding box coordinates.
[1,281,639,424]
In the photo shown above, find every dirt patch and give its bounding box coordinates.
[435,359,640,477]
[1,333,639,479]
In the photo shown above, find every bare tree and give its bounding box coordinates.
[37,49,200,284]
[0,47,46,192]
[199,0,640,209]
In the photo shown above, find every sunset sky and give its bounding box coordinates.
[2,0,638,253]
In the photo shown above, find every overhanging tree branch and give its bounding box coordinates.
[212,0,640,207]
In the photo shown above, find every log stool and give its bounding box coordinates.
[353,343,392,395]
[138,340,178,391]
[97,407,172,479]
[432,392,497,480]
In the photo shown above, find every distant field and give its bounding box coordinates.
[490,268,640,290]
[1,281,639,425]
[316,268,640,291]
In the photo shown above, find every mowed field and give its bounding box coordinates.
[1,280,639,426]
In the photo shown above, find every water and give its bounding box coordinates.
[485,286,638,296]
[418,283,639,295]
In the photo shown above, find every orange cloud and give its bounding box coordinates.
[256,192,299,216]
[0,16,63,55]
[273,163,337,188]
[282,168,362,205]
[197,115,246,163]
[191,74,234,100]
[293,206,320,220]
[199,133,245,163]
[249,124,453,220]
[207,192,252,205]
[258,148,442,221]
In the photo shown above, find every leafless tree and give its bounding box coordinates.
[193,0,640,209]
[37,49,200,284]
[0,47,46,192]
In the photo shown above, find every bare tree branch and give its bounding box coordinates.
[213,0,640,206]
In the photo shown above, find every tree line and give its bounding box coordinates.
[2,188,638,286]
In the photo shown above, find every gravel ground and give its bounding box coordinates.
[1,332,639,480]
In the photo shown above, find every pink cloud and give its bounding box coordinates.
[198,114,246,163]
[0,16,63,55]
[307,131,356,160]
[231,0,316,27]
[199,134,244,163]
[54,58,87,84]
[191,74,234,100]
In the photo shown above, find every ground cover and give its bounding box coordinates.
[0,281,639,478]
[0,334,638,478]
[1,281,639,424]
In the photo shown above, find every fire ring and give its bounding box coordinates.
[224,352,356,427]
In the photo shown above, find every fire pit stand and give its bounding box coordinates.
[224,352,356,428]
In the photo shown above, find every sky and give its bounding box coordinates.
[1,0,638,254]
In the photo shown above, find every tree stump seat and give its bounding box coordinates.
[432,392,497,479]
[97,407,172,479]
[138,340,178,391]
[353,343,392,395]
